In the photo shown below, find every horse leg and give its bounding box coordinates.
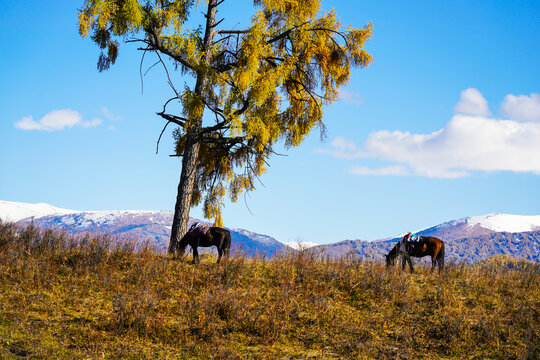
[224,234,231,260]
[217,247,223,264]
[439,245,445,273]
[192,246,200,265]
[431,256,436,272]
[437,254,444,273]
[407,255,414,273]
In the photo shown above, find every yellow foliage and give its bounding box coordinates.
[78,0,373,225]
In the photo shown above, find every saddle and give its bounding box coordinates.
[189,222,209,235]
[405,234,427,252]
[408,234,423,242]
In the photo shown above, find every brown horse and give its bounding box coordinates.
[386,232,445,273]
[178,225,231,264]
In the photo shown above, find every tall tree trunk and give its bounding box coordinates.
[168,0,218,254]
[169,132,200,254]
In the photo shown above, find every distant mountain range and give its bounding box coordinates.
[0,200,287,257]
[310,214,540,263]
[1,200,539,263]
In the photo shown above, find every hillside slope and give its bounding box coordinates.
[16,212,287,257]
[1,223,538,359]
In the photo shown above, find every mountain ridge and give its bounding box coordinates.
[1,201,539,262]
[1,201,287,257]
[310,215,540,263]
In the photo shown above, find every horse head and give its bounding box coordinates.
[177,230,194,258]
[385,253,394,267]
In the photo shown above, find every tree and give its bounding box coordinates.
[78,0,373,254]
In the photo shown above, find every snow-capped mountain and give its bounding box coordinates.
[2,201,539,262]
[0,200,77,222]
[311,213,540,263]
[467,213,540,233]
[0,201,287,257]
[380,213,540,244]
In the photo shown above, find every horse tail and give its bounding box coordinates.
[224,229,232,256]
[437,241,445,270]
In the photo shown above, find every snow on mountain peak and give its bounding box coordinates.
[281,241,319,250]
[0,200,77,223]
[467,213,540,233]
[0,200,175,225]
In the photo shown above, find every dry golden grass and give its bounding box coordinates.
[0,221,538,359]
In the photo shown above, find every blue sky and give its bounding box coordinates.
[1,0,539,244]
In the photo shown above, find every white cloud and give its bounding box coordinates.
[339,89,365,105]
[348,165,410,176]
[102,107,122,121]
[320,89,540,178]
[454,88,491,116]
[14,109,102,131]
[81,118,103,128]
[365,115,540,177]
[314,136,367,159]
[501,93,540,122]
[15,116,44,131]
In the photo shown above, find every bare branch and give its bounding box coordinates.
[243,191,254,215]
[217,29,250,34]
[214,34,234,44]
[156,121,172,154]
[156,111,187,127]
[144,60,161,76]
[213,17,225,28]
[154,50,180,98]
[162,96,180,113]
[139,49,147,94]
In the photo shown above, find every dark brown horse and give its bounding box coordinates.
[386,232,445,273]
[178,226,231,264]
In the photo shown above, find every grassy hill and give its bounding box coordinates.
[0,221,538,359]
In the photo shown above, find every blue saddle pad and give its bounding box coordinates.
[190,222,209,235]
[408,234,421,242]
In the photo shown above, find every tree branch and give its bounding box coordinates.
[266,22,310,44]
[146,27,196,71]
[139,48,147,94]
[156,111,187,127]
[309,27,349,48]
[217,29,250,34]
[156,121,172,154]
